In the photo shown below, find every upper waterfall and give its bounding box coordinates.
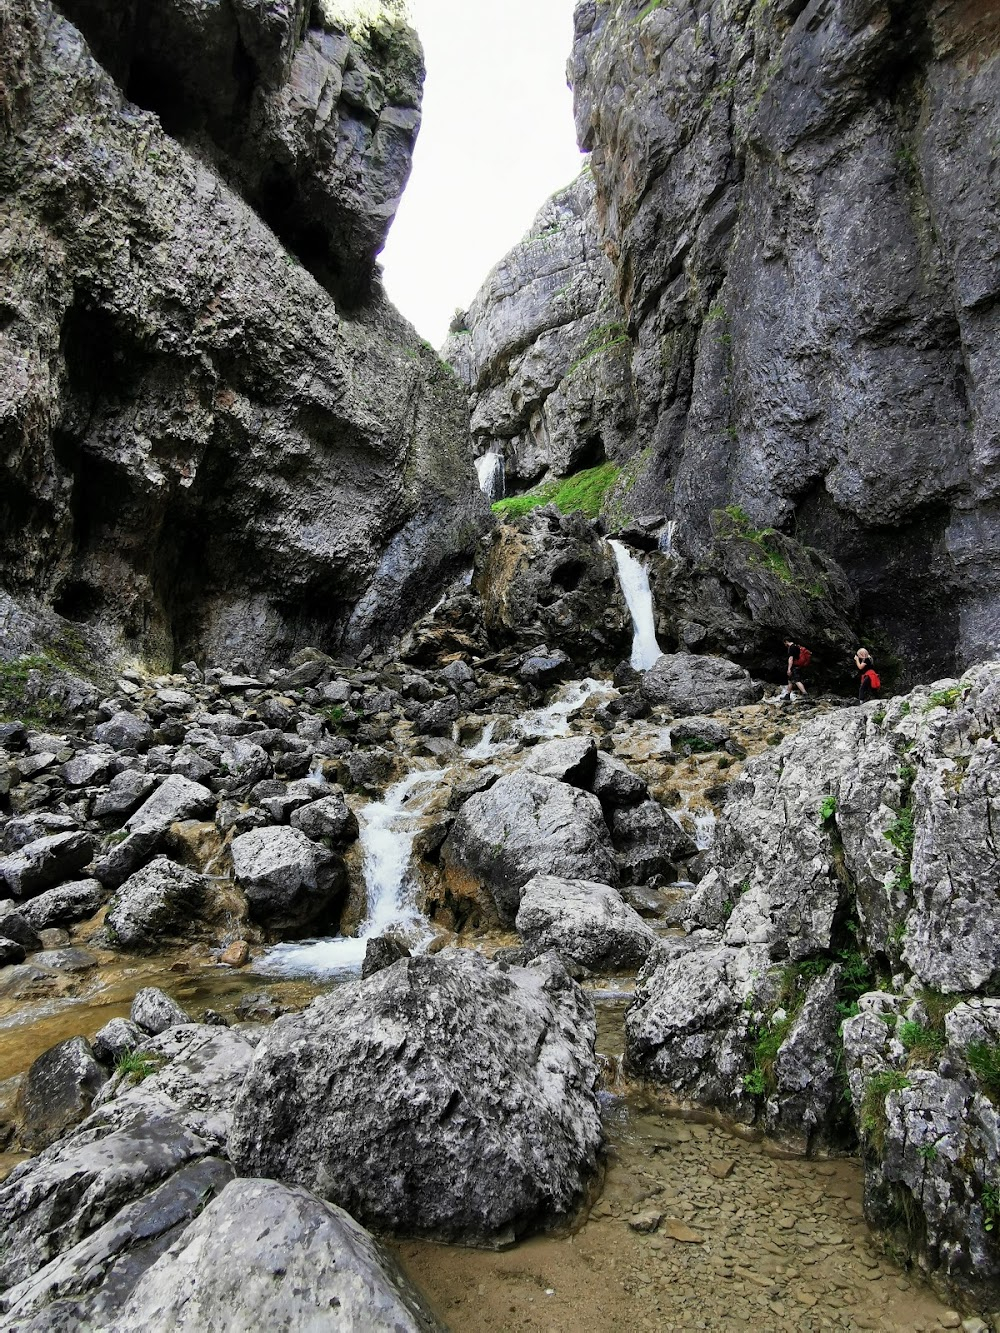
[608,539,663,671]
[474,450,505,504]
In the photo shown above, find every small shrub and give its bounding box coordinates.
[861,1070,911,1152]
[743,1067,766,1096]
[925,685,965,712]
[984,1181,1000,1233]
[818,795,837,824]
[967,1041,1000,1102]
[115,1051,160,1081]
[898,1020,944,1065]
[917,1143,938,1163]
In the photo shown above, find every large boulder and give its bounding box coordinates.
[0,831,94,899]
[473,507,631,665]
[639,654,761,715]
[112,1179,442,1333]
[441,770,617,925]
[230,825,345,931]
[14,1036,109,1151]
[106,857,209,950]
[515,875,658,971]
[229,951,602,1246]
[18,878,106,930]
[126,776,216,834]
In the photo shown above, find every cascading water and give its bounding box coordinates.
[659,520,677,556]
[608,539,663,671]
[474,450,505,503]
[255,767,447,978]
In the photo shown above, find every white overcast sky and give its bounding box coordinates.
[380,0,585,348]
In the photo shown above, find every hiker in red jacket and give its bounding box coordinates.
[854,647,881,704]
[778,639,810,703]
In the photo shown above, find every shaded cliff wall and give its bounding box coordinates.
[0,0,487,669]
[570,0,1000,676]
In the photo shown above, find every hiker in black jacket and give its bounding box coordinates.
[854,648,880,704]
[778,639,809,703]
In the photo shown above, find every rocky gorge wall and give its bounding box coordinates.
[450,0,1000,683]
[0,0,487,671]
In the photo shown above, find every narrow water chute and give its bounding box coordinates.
[608,539,663,671]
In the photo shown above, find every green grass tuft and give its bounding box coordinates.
[861,1070,911,1152]
[967,1041,1000,1102]
[491,462,622,521]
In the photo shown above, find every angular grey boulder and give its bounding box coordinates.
[18,878,106,930]
[0,831,94,899]
[126,775,216,834]
[289,791,360,845]
[107,858,208,950]
[230,825,346,930]
[0,1026,255,1297]
[92,1018,144,1065]
[112,1179,442,1333]
[515,875,658,971]
[442,770,617,925]
[521,736,598,787]
[93,713,152,752]
[639,654,761,715]
[591,751,648,808]
[130,988,191,1035]
[92,769,158,820]
[14,1036,108,1152]
[0,1158,235,1329]
[229,950,602,1246]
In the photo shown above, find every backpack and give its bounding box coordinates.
[864,668,881,690]
[794,646,812,668]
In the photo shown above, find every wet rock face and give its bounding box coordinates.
[1,0,486,670]
[443,171,636,489]
[569,0,1000,677]
[229,951,602,1246]
[474,507,631,665]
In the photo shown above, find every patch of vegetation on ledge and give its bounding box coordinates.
[491,462,622,521]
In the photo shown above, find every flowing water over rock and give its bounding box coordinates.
[256,767,449,979]
[474,450,506,504]
[608,541,663,671]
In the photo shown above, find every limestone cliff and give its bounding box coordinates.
[571,0,1000,678]
[0,0,487,669]
[444,171,637,491]
[452,0,1000,680]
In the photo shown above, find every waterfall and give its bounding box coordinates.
[659,520,677,556]
[608,539,663,671]
[474,449,505,503]
[255,768,447,978]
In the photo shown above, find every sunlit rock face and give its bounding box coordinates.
[0,0,487,669]
[443,171,637,492]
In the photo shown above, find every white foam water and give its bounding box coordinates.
[474,450,505,503]
[255,767,447,979]
[608,539,663,671]
[518,678,614,739]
